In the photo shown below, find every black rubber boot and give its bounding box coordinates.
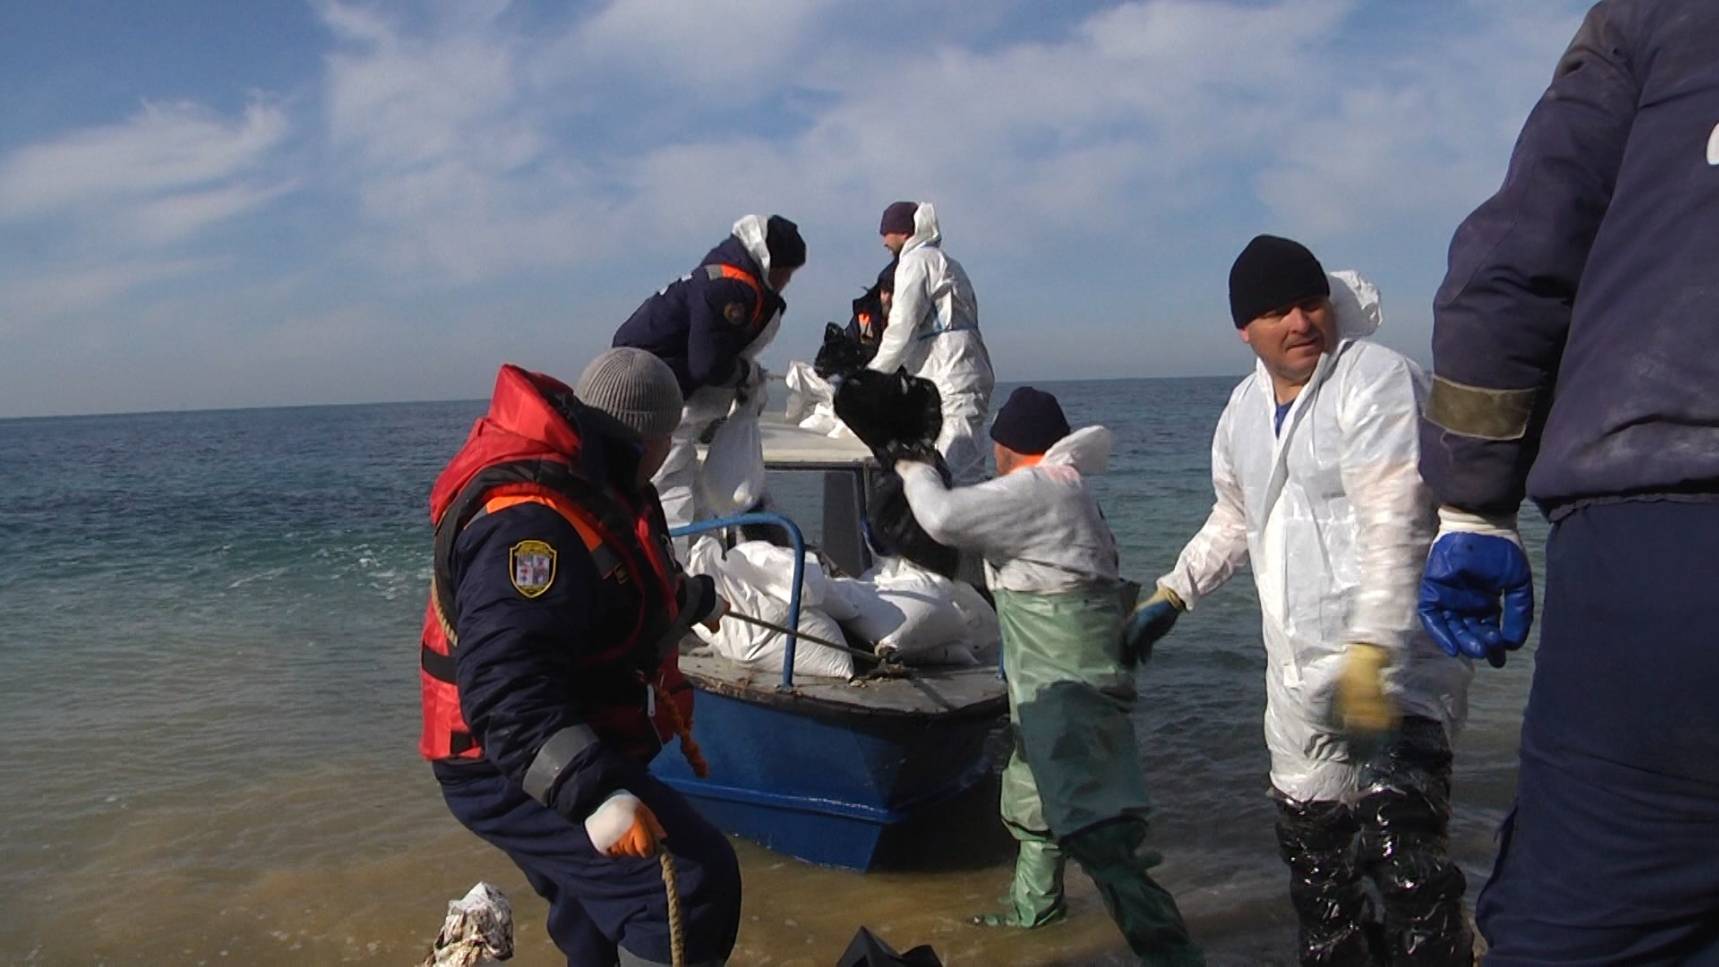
[1356,716,1473,966]
[1274,797,1377,966]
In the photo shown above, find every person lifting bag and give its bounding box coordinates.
[834,368,960,577]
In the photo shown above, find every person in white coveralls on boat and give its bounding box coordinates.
[868,201,995,487]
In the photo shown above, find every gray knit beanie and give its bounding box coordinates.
[575,348,684,439]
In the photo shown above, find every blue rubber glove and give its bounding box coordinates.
[1418,509,1534,668]
[1122,586,1184,665]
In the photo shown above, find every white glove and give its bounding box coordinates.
[1435,506,1522,546]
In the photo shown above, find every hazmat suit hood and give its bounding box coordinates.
[1329,270,1381,341]
[1038,426,1112,476]
[731,214,784,356]
[729,214,779,289]
[902,202,942,255]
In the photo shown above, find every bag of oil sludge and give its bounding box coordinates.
[836,927,941,967]
[833,368,961,577]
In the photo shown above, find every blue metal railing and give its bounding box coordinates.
[669,512,807,690]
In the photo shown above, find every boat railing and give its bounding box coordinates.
[668,512,807,691]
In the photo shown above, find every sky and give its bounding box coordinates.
[0,0,1594,418]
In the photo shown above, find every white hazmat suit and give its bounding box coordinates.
[901,425,1118,592]
[1156,272,1471,804]
[867,203,995,486]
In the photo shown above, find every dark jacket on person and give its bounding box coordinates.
[1422,0,1719,518]
[421,365,715,823]
[613,235,785,396]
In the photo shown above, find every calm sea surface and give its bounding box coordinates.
[0,377,1546,965]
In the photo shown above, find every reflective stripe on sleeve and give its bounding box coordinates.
[521,724,602,804]
[1426,375,1537,441]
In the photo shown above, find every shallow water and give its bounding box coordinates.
[0,379,1543,964]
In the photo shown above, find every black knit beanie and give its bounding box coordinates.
[879,201,917,236]
[1228,234,1329,328]
[765,215,806,269]
[989,386,1070,455]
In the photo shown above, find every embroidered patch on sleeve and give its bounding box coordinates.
[722,301,749,326]
[509,539,557,598]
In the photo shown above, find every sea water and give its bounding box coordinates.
[0,378,1544,965]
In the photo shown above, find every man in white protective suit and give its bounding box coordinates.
[1126,236,1474,966]
[868,201,995,486]
[896,387,1203,967]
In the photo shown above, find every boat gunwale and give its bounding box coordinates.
[678,658,1008,723]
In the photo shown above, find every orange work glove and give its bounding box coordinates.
[583,791,668,859]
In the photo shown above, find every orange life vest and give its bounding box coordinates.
[417,366,692,763]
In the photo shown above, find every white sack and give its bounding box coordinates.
[697,410,765,517]
[784,360,853,438]
[832,559,998,665]
[719,540,858,622]
[690,539,854,679]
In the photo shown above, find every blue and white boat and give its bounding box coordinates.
[650,416,1008,871]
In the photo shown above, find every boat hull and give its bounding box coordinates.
[650,661,1007,870]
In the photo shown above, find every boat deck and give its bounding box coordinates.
[679,650,1007,721]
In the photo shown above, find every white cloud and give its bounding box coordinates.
[0,257,214,332]
[2,0,1600,415]
[0,100,289,218]
[319,2,601,282]
[1252,2,1591,235]
[544,0,835,94]
[323,5,532,172]
[307,0,1405,286]
[119,179,301,244]
[0,97,297,338]
[586,0,1366,265]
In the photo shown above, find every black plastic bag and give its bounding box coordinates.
[866,463,960,577]
[814,322,874,379]
[833,368,942,463]
[834,369,959,577]
[835,927,942,967]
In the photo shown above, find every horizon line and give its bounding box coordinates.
[0,371,1252,423]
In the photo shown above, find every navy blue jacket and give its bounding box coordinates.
[1422,0,1719,517]
[436,432,711,820]
[613,235,786,395]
